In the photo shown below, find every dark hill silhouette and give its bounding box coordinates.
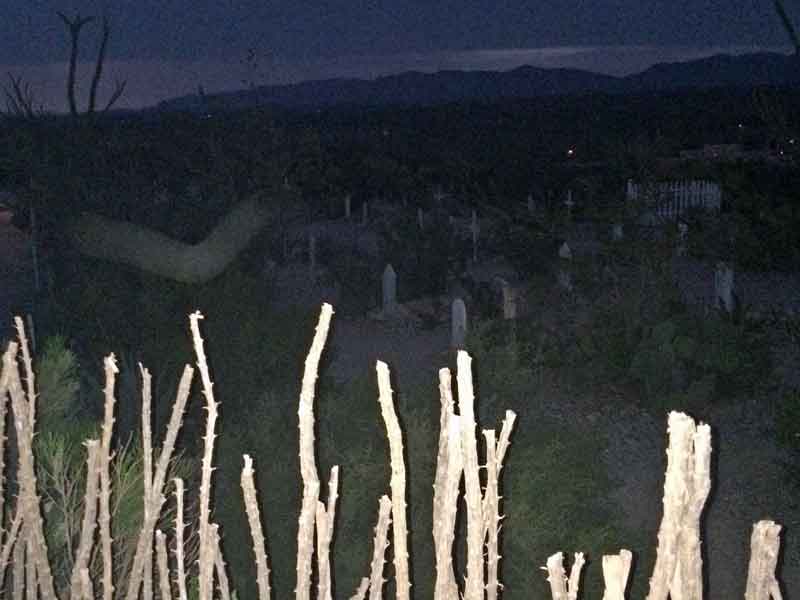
[152,51,798,113]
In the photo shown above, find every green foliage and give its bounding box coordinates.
[45,257,320,421]
[28,335,196,596]
[502,430,620,600]
[465,318,553,404]
[35,336,85,435]
[529,230,774,411]
[682,164,800,271]
[626,311,771,410]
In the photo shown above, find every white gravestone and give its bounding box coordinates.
[715,262,734,313]
[383,264,397,314]
[497,279,516,320]
[564,190,575,219]
[451,298,467,348]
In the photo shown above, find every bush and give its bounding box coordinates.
[626,310,771,411]
[25,335,197,597]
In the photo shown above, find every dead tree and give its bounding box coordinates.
[2,74,42,119]
[57,12,127,117]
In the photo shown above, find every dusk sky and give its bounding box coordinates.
[0,1,795,111]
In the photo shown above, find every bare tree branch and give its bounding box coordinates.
[58,12,94,117]
[88,15,110,114]
[2,74,41,119]
[103,79,127,113]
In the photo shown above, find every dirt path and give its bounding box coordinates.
[327,316,450,390]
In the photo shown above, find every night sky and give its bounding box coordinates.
[0,1,795,111]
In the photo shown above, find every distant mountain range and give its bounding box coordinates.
[156,52,800,113]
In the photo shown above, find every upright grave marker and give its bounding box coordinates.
[715,261,735,313]
[383,264,397,314]
[501,282,516,320]
[451,298,467,348]
[558,242,573,291]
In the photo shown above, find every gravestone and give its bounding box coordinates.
[417,207,424,230]
[451,298,467,348]
[344,195,352,220]
[383,264,397,314]
[564,190,575,219]
[362,201,369,225]
[612,223,624,241]
[714,262,735,313]
[495,278,516,320]
[527,193,536,215]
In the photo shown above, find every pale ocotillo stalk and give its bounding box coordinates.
[296,304,334,600]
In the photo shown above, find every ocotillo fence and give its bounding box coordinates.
[0,308,785,600]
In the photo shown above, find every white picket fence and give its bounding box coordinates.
[626,179,722,220]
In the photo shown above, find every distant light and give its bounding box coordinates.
[738,123,743,129]
[567,148,575,157]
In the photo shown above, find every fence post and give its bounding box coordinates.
[744,521,783,600]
